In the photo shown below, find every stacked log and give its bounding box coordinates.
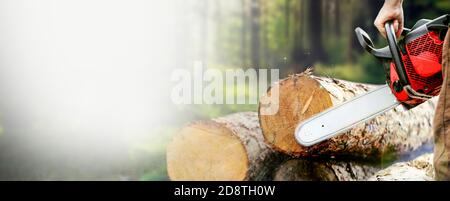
[166,112,284,181]
[167,71,436,181]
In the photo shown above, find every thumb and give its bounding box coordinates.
[393,20,402,38]
[393,20,399,33]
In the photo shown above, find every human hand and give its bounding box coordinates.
[374,0,404,38]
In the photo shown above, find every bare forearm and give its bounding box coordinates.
[385,0,403,7]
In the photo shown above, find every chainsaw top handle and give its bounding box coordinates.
[385,21,410,87]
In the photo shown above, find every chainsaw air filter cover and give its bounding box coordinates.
[408,32,443,77]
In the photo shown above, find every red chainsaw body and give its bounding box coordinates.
[389,31,444,106]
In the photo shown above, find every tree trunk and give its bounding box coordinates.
[241,0,248,66]
[285,0,290,38]
[259,70,436,158]
[308,0,324,63]
[167,112,284,181]
[250,0,260,68]
[368,0,384,38]
[261,0,269,67]
[323,0,330,37]
[273,159,381,181]
[200,0,208,63]
[291,0,306,72]
[214,0,222,63]
[333,0,340,37]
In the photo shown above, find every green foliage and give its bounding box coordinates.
[218,17,245,66]
[323,37,348,65]
[140,168,168,181]
[127,126,178,181]
[357,53,386,84]
[314,63,364,83]
[177,103,257,120]
[314,59,385,84]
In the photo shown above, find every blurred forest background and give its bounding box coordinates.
[184,0,450,82]
[175,0,450,120]
[1,0,449,181]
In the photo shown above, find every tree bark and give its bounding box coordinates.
[291,0,306,72]
[259,70,436,158]
[333,0,340,37]
[167,112,284,181]
[250,0,260,68]
[200,0,208,63]
[273,159,380,181]
[369,154,434,181]
[241,0,248,66]
[284,0,291,38]
[308,0,324,63]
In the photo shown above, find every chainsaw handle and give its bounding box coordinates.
[355,27,392,59]
[385,21,410,87]
[355,28,375,52]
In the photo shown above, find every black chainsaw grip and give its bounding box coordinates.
[355,27,392,59]
[355,27,375,52]
[385,21,410,87]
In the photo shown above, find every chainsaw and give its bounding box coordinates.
[295,14,449,146]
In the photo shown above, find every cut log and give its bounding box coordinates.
[166,112,284,181]
[167,111,384,181]
[273,159,381,181]
[259,70,436,158]
[369,153,434,181]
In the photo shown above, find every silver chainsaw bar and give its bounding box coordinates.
[295,84,400,146]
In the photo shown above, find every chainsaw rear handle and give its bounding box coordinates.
[385,21,410,87]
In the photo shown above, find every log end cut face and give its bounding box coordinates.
[167,121,249,181]
[259,74,333,155]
